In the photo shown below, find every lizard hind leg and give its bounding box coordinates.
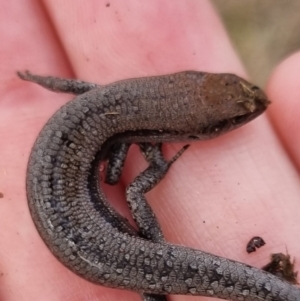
[126,143,189,242]
[105,143,131,185]
[129,143,188,301]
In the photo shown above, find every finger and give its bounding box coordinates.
[0,1,74,301]
[43,0,245,80]
[267,52,300,170]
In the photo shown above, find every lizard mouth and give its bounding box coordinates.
[187,110,264,141]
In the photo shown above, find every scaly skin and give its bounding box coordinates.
[19,71,300,300]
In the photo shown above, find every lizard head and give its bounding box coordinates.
[186,72,270,140]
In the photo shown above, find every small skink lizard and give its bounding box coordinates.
[18,70,300,301]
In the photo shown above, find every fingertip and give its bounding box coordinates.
[266,51,300,168]
[267,52,300,103]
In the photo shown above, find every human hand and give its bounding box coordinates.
[0,1,299,300]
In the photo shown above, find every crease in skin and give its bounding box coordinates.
[18,70,300,301]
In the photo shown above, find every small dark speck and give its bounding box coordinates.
[203,221,206,224]
[0,192,3,198]
[246,236,266,253]
[106,3,110,7]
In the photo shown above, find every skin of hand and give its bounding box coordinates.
[0,1,300,301]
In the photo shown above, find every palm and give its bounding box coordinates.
[0,1,299,301]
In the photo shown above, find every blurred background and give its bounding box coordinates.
[212,0,300,87]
